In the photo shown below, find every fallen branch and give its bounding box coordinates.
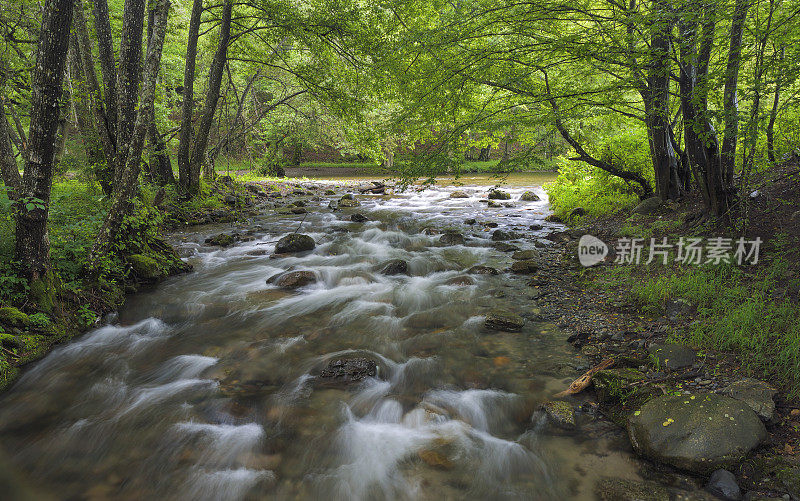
[553,357,615,398]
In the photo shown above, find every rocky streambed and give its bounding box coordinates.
[0,175,795,500]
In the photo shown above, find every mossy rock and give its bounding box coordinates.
[541,400,576,429]
[0,307,29,327]
[0,332,23,349]
[127,254,166,280]
[593,368,651,409]
[627,393,766,474]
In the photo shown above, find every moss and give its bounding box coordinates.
[0,307,29,327]
[0,333,23,349]
[29,272,59,313]
[127,254,165,280]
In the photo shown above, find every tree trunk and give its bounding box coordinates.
[177,0,203,191]
[113,0,146,183]
[187,0,233,190]
[91,0,118,141]
[646,0,681,200]
[73,0,116,192]
[14,0,74,280]
[720,0,749,184]
[766,46,784,164]
[0,99,22,197]
[478,146,490,161]
[145,12,174,186]
[90,0,169,263]
[678,5,729,216]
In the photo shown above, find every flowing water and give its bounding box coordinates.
[0,174,645,500]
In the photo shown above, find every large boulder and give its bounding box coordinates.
[719,378,777,421]
[491,229,517,241]
[380,259,409,276]
[267,270,317,288]
[316,358,378,386]
[487,189,511,200]
[484,309,524,332]
[632,196,664,215]
[127,254,165,280]
[627,393,767,473]
[274,233,316,254]
[520,191,540,202]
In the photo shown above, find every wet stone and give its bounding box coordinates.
[487,189,511,200]
[467,265,499,275]
[205,233,237,247]
[520,191,540,202]
[484,309,524,332]
[350,213,369,222]
[338,194,361,207]
[438,233,465,246]
[380,259,409,276]
[267,271,317,288]
[317,358,378,386]
[493,242,519,252]
[450,191,470,199]
[541,400,576,429]
[512,249,540,260]
[510,260,539,274]
[274,233,316,254]
[706,469,742,501]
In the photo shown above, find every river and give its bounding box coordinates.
[0,173,645,500]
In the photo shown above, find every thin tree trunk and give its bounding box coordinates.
[720,0,750,184]
[177,0,203,191]
[187,0,233,191]
[91,0,170,263]
[0,100,22,197]
[767,45,784,164]
[145,10,174,186]
[73,0,116,192]
[114,0,147,183]
[14,0,74,280]
[91,0,118,148]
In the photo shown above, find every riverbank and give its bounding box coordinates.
[536,164,800,498]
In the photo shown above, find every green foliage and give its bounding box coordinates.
[546,158,641,218]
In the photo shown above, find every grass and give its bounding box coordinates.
[593,235,800,397]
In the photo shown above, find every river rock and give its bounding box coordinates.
[512,249,540,260]
[291,207,307,214]
[511,260,539,274]
[648,343,697,370]
[627,393,767,473]
[445,276,475,286]
[467,265,499,275]
[595,478,671,501]
[488,189,511,200]
[274,234,316,254]
[351,213,369,222]
[484,309,524,332]
[487,199,501,208]
[438,233,465,246]
[491,229,516,241]
[719,378,777,421]
[267,270,317,288]
[205,233,236,247]
[544,214,563,223]
[529,224,543,231]
[633,196,664,215]
[494,242,519,252]
[381,259,409,275]
[520,191,540,202]
[317,358,377,386]
[450,191,469,198]
[127,254,165,280]
[338,194,361,207]
[706,469,742,501]
[541,400,576,429]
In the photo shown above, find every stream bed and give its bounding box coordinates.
[0,174,648,500]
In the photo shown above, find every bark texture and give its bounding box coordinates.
[14,0,74,279]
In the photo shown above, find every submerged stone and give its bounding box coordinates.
[317,358,378,386]
[484,309,524,332]
[467,265,499,275]
[380,259,409,276]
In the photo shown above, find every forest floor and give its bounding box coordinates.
[538,158,800,498]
